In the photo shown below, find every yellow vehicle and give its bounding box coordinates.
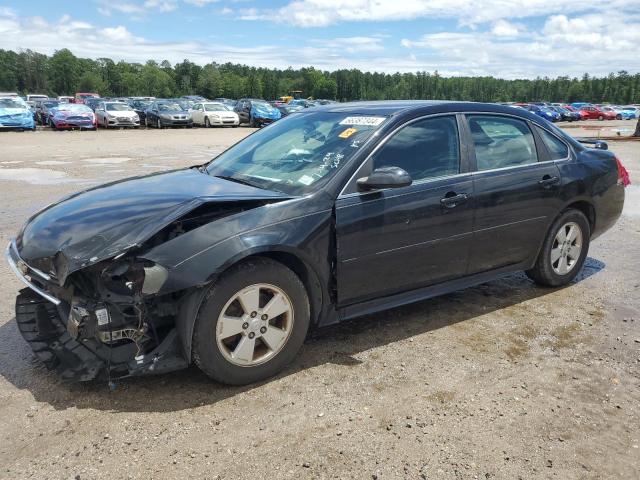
[279,90,304,103]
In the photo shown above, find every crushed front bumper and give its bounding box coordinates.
[6,241,188,382]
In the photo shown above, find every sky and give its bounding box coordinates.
[0,0,639,79]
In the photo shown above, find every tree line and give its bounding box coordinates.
[1,48,640,104]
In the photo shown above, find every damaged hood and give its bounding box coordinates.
[17,168,288,283]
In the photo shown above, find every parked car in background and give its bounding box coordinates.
[182,95,207,102]
[274,103,304,117]
[234,99,281,126]
[548,105,580,122]
[84,97,102,111]
[48,103,96,130]
[580,105,617,120]
[57,96,74,103]
[26,94,48,105]
[144,100,193,128]
[621,106,640,118]
[74,92,100,104]
[288,99,315,109]
[190,102,239,127]
[519,104,561,122]
[130,99,153,124]
[0,96,35,130]
[35,99,60,125]
[562,105,587,120]
[5,101,628,385]
[213,98,238,109]
[95,101,140,128]
[609,106,636,120]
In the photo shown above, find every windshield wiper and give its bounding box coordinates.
[214,175,266,190]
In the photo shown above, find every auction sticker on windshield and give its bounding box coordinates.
[339,116,386,126]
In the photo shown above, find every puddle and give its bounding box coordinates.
[623,185,640,218]
[0,168,75,185]
[82,157,132,164]
[36,160,71,165]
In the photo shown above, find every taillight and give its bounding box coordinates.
[615,156,631,187]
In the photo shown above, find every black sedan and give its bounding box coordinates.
[144,101,193,128]
[6,101,627,385]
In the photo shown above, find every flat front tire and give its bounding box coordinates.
[193,258,310,385]
[526,209,590,287]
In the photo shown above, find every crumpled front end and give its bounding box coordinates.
[0,109,35,130]
[7,240,189,381]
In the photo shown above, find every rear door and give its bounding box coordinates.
[335,114,475,306]
[465,114,565,274]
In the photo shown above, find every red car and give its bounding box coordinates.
[579,105,617,121]
[49,104,97,130]
[74,92,100,104]
[563,105,588,120]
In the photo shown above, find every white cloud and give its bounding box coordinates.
[491,20,521,37]
[241,0,636,28]
[183,0,218,5]
[311,36,384,53]
[400,11,640,78]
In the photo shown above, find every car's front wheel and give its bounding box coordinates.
[526,209,590,287]
[193,258,310,385]
[156,118,162,129]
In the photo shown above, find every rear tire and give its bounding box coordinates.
[193,258,310,385]
[598,115,604,121]
[157,118,162,129]
[525,209,590,287]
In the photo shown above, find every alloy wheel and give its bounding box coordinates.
[216,283,294,367]
[550,222,583,275]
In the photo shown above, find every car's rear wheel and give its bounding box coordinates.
[193,258,310,385]
[525,209,590,287]
[157,118,162,129]
[598,115,604,121]
[616,114,622,120]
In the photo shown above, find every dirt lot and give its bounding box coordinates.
[0,120,638,480]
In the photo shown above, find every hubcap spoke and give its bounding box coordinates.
[237,287,260,314]
[232,336,256,363]
[556,227,567,243]
[262,293,291,319]
[567,244,581,260]
[566,225,577,242]
[556,255,567,274]
[550,246,562,263]
[218,316,245,340]
[261,326,288,351]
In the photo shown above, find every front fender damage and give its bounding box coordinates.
[16,198,288,381]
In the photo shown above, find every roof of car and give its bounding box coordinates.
[315,100,519,116]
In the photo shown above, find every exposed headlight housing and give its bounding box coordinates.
[101,259,168,296]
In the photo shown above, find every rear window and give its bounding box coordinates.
[535,126,569,160]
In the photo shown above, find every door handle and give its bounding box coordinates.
[440,193,468,208]
[538,175,560,189]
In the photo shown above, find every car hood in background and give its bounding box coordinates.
[17,169,289,284]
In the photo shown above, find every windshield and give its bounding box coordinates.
[56,104,92,113]
[0,98,28,109]
[252,101,272,109]
[206,111,387,195]
[43,101,59,108]
[106,103,132,111]
[204,103,229,112]
[158,103,182,112]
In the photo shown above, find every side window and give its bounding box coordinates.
[371,116,460,182]
[467,115,537,171]
[535,126,569,160]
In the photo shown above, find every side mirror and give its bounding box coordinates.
[357,166,412,192]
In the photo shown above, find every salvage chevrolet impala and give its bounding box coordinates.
[6,101,627,385]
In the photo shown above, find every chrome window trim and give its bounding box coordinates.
[338,110,572,199]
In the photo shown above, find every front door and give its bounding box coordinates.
[335,115,475,306]
[465,114,564,273]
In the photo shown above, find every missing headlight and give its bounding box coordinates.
[101,260,168,296]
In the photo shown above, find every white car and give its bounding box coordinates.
[94,101,140,128]
[190,102,239,127]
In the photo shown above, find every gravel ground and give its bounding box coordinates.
[0,120,638,480]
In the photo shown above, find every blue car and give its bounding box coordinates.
[523,104,561,122]
[235,99,281,127]
[0,96,36,130]
[609,106,636,120]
